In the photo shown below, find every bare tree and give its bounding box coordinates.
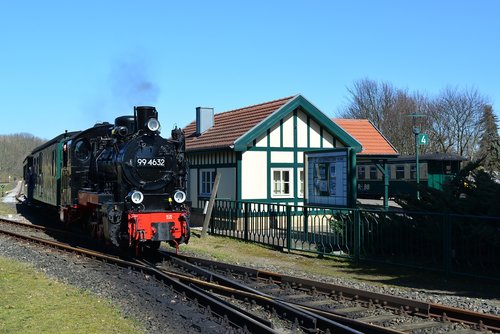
[340,79,430,155]
[341,78,394,129]
[427,87,487,159]
[340,80,489,159]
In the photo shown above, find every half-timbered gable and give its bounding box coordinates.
[183,95,362,209]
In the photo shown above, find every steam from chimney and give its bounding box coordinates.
[81,55,161,126]
[111,59,160,106]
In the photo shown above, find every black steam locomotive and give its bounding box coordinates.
[23,106,190,252]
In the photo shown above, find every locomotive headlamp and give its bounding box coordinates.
[146,118,160,132]
[173,190,186,204]
[129,190,144,204]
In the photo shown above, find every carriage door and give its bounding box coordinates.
[60,140,72,206]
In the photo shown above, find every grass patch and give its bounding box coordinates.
[0,257,144,334]
[0,202,17,216]
[181,232,373,280]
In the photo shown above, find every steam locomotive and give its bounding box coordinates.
[23,106,190,253]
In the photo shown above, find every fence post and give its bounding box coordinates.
[353,209,360,264]
[286,205,292,253]
[244,202,249,241]
[442,214,452,275]
[303,206,308,237]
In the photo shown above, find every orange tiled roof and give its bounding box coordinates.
[184,96,296,151]
[332,119,398,156]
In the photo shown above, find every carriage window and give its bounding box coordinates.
[52,150,55,176]
[39,153,43,174]
[445,163,452,174]
[63,141,71,167]
[395,165,405,179]
[74,139,91,161]
[410,164,416,179]
[370,166,377,179]
[357,166,365,180]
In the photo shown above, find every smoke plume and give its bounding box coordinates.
[111,58,160,107]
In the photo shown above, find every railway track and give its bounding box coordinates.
[156,251,500,334]
[1,217,498,333]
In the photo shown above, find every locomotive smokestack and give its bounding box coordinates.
[134,106,158,131]
[196,107,214,135]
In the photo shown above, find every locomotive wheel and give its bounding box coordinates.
[89,223,104,240]
[119,238,133,259]
[87,210,102,240]
[89,223,97,239]
[146,241,161,250]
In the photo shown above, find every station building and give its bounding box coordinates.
[182,95,397,210]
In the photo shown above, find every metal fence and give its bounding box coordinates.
[204,199,500,279]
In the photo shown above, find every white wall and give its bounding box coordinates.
[217,167,236,200]
[241,151,267,199]
[310,119,321,147]
[323,132,334,148]
[188,168,198,204]
[296,110,308,147]
[282,114,294,147]
[271,151,293,163]
[269,123,280,147]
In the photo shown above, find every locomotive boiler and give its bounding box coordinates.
[24,106,190,252]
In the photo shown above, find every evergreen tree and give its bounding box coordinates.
[477,105,500,177]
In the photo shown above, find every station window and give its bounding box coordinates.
[370,166,377,180]
[298,168,304,197]
[200,169,216,197]
[395,165,405,179]
[272,168,292,197]
[357,166,365,180]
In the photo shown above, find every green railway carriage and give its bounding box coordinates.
[25,131,79,206]
[357,153,466,199]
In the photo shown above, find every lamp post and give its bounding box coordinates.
[407,113,427,200]
[413,125,421,200]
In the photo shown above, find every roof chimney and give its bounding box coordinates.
[196,107,214,135]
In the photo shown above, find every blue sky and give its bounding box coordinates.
[1,1,499,139]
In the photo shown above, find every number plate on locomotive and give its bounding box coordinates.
[136,158,166,167]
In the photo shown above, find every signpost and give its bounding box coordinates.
[418,133,429,146]
[407,113,427,200]
[415,132,429,200]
